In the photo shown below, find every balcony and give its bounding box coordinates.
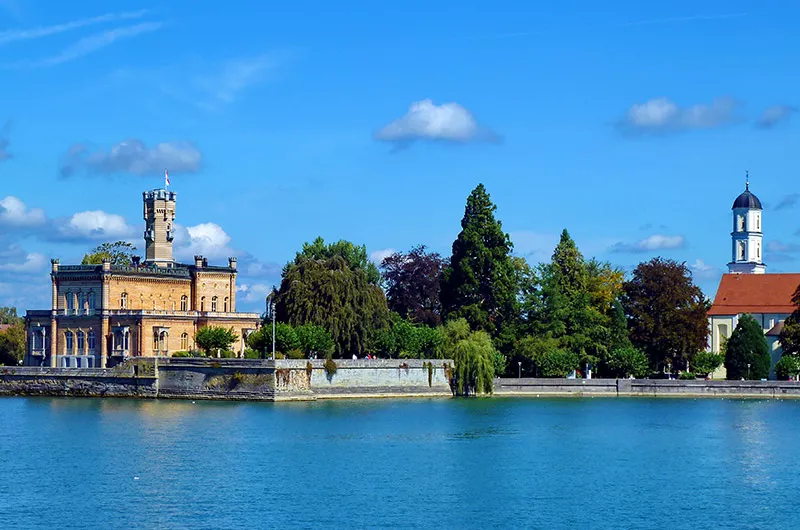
[56,309,97,317]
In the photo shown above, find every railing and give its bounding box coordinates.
[108,310,260,319]
[55,309,97,316]
[109,265,190,278]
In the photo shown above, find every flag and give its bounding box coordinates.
[165,169,170,188]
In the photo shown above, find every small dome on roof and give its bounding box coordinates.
[732,182,762,210]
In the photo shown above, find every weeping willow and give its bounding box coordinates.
[444,319,495,396]
[275,256,389,356]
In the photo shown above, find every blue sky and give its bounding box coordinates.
[1,0,799,312]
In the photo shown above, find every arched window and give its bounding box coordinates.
[65,331,74,354]
[200,297,205,312]
[181,333,188,350]
[77,331,85,352]
[88,331,96,351]
[120,292,128,309]
[756,215,761,231]
[65,291,74,311]
[211,296,218,312]
[737,215,746,232]
[180,295,188,311]
[77,292,85,312]
[223,297,229,312]
[87,292,95,310]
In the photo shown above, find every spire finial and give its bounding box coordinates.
[745,170,749,191]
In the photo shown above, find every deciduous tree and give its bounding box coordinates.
[778,283,800,355]
[82,241,138,266]
[0,321,25,366]
[442,318,495,395]
[623,258,708,371]
[194,326,238,356]
[0,306,21,325]
[380,245,445,326]
[287,236,380,285]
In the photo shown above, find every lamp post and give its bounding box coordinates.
[747,363,751,380]
[271,301,276,360]
[518,361,522,379]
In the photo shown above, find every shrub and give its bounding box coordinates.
[294,324,335,357]
[171,351,193,358]
[324,358,338,378]
[603,346,649,378]
[679,371,696,380]
[691,351,724,377]
[285,349,306,359]
[775,355,800,380]
[539,349,580,378]
[243,348,261,359]
[195,326,239,356]
[725,314,771,380]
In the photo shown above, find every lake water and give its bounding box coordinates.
[1,397,798,529]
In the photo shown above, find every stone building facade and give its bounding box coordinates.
[24,188,261,368]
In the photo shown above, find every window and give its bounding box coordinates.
[737,215,746,232]
[738,241,746,261]
[223,297,228,312]
[77,331,85,352]
[756,215,761,231]
[88,331,95,351]
[211,296,218,312]
[153,332,159,351]
[87,292,95,310]
[77,292,85,312]
[180,295,188,311]
[65,331,74,354]
[181,333,188,350]
[757,243,761,259]
[120,292,128,309]
[200,297,205,312]
[65,291,74,311]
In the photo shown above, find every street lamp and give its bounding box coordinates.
[747,363,751,380]
[518,361,522,379]
[271,301,276,360]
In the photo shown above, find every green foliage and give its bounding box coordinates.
[492,351,507,377]
[0,321,25,366]
[442,318,495,395]
[324,358,338,378]
[247,323,335,358]
[294,324,335,357]
[510,335,560,377]
[603,346,649,378]
[725,314,771,380]
[369,315,445,359]
[779,284,800,355]
[775,355,800,380]
[243,348,261,359]
[623,257,709,370]
[0,307,21,325]
[679,371,696,380]
[171,350,193,357]
[81,241,138,266]
[286,236,380,285]
[691,351,724,377]
[440,184,518,337]
[276,253,389,356]
[194,326,239,356]
[539,349,580,378]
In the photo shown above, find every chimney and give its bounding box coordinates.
[51,258,59,273]
[194,255,203,268]
[132,256,141,268]
[102,258,111,272]
[202,257,208,268]
[228,257,237,270]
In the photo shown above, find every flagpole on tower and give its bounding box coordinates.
[165,168,170,190]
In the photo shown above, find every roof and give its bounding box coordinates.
[732,184,763,210]
[709,273,800,316]
[767,320,785,337]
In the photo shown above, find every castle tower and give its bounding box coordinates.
[142,189,176,267]
[728,175,766,274]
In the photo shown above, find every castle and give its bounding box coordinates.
[708,178,800,378]
[24,187,261,367]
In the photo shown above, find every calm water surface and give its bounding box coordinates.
[1,396,798,529]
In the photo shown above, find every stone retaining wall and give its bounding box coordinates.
[0,365,157,398]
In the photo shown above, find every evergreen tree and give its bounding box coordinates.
[440,184,517,337]
[725,314,771,380]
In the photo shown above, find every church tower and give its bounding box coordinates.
[142,189,176,267]
[728,175,765,274]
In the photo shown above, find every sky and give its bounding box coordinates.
[1,0,799,313]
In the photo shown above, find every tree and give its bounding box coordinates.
[603,346,649,378]
[0,306,21,325]
[0,322,25,365]
[294,324,336,357]
[82,241,138,266]
[778,283,800,355]
[286,236,380,285]
[510,335,560,377]
[365,315,444,359]
[440,184,517,337]
[691,351,724,377]
[775,355,800,380]
[539,349,580,378]
[380,245,446,326]
[442,319,495,395]
[194,326,238,356]
[623,258,708,371]
[724,314,771,380]
[275,254,389,356]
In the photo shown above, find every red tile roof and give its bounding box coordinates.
[709,273,800,316]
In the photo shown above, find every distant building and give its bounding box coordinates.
[24,187,261,368]
[708,179,800,378]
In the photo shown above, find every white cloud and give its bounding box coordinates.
[0,196,47,227]
[690,259,720,281]
[0,10,148,45]
[756,105,796,129]
[53,210,135,241]
[375,99,497,144]
[611,234,685,253]
[370,248,396,264]
[619,97,737,134]
[194,54,281,105]
[173,222,233,260]
[237,283,273,303]
[61,139,201,177]
[0,252,47,273]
